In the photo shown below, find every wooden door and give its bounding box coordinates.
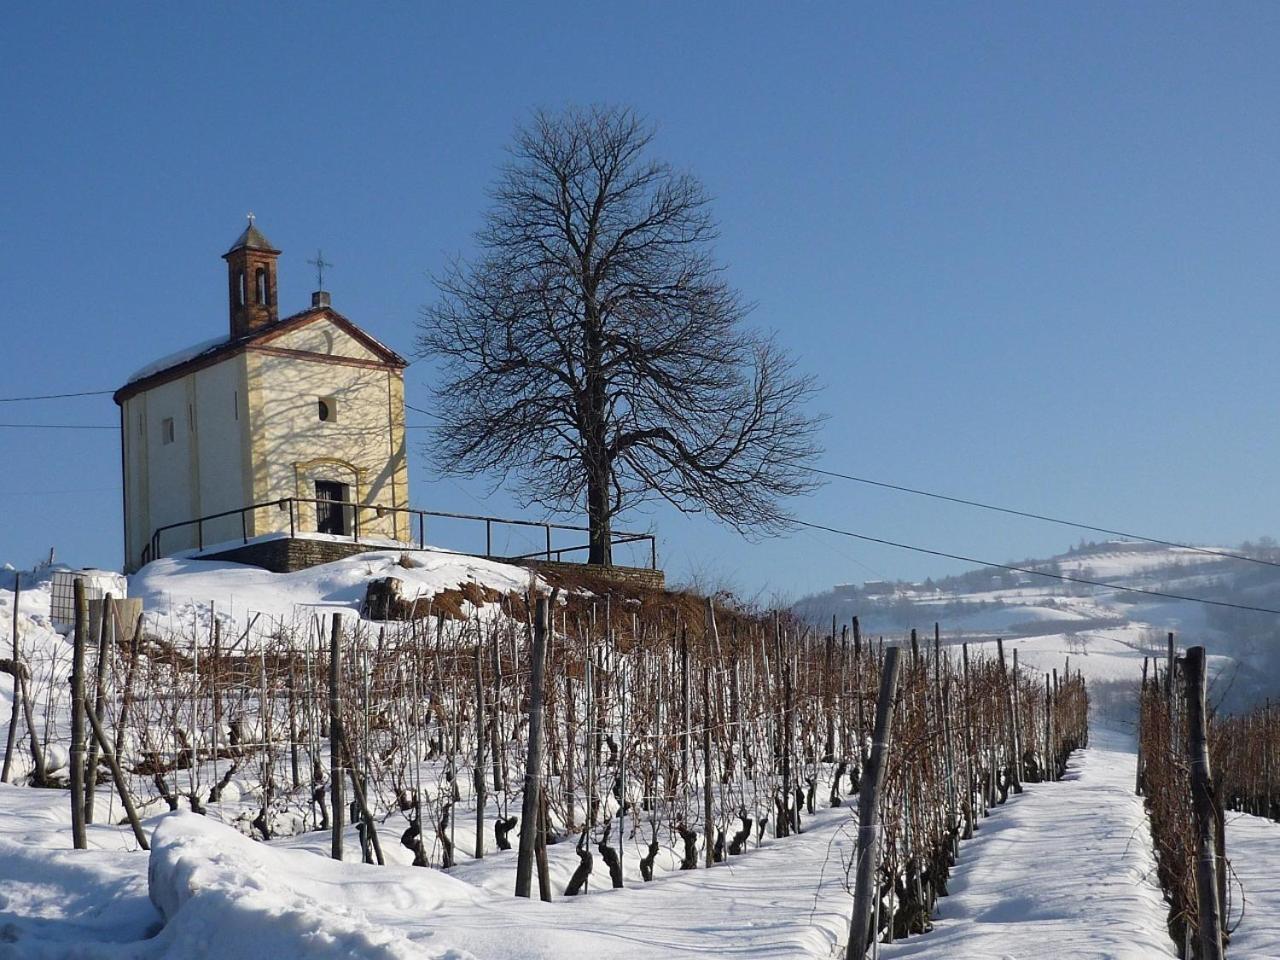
[315,481,348,536]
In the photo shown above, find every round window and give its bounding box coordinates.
[318,399,331,422]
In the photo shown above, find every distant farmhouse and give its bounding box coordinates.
[113,220,410,572]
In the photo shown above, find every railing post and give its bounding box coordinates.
[486,519,492,557]
[651,536,656,570]
[241,510,248,545]
[289,500,295,539]
[545,525,551,561]
[197,519,203,551]
[418,513,424,549]
[353,501,360,542]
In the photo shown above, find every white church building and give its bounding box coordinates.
[114,220,410,572]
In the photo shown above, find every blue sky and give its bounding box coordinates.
[2,3,1278,600]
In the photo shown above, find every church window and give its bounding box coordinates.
[161,417,175,445]
[255,267,268,304]
[318,396,337,422]
[237,271,246,307]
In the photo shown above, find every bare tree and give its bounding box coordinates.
[418,105,823,564]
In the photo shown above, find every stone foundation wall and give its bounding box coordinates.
[202,538,666,590]
[514,559,666,591]
[204,538,378,573]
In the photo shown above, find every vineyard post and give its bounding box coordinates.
[490,623,504,794]
[961,642,975,838]
[702,664,714,867]
[535,790,552,902]
[84,592,113,823]
[1044,674,1053,781]
[824,616,836,760]
[618,664,626,881]
[288,662,300,790]
[1011,648,1024,783]
[69,579,88,850]
[681,627,691,790]
[846,646,902,960]
[329,614,344,861]
[997,638,1022,794]
[1184,646,1225,960]
[1136,657,1148,795]
[0,572,19,782]
[515,594,551,898]
[941,674,958,858]
[474,638,486,859]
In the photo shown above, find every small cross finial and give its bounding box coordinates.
[307,249,333,291]
[246,211,256,225]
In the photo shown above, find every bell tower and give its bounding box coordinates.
[223,214,281,337]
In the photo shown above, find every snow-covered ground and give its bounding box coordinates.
[132,549,540,639]
[1226,811,1280,958]
[10,720,1268,959]
[3,547,1277,957]
[882,726,1175,960]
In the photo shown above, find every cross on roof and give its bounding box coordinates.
[307,249,333,291]
[246,211,256,225]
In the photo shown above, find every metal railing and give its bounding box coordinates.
[140,497,657,570]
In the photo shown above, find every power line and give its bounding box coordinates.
[0,390,113,402]
[806,465,1280,570]
[0,423,118,430]
[793,518,1280,616]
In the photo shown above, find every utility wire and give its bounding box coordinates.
[0,423,117,430]
[805,465,1280,570]
[793,518,1280,616]
[0,390,113,402]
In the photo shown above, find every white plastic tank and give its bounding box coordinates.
[49,569,128,631]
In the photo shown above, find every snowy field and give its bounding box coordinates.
[2,548,1277,957]
[6,722,1276,958]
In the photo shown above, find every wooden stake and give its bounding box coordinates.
[703,665,714,867]
[70,579,88,849]
[846,646,902,959]
[474,635,486,859]
[329,614,344,861]
[84,595,113,823]
[1,572,19,783]
[515,594,551,898]
[1184,646,1224,960]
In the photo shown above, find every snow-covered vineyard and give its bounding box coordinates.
[0,550,1277,958]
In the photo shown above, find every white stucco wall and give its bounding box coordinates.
[193,357,250,546]
[120,355,248,569]
[120,313,408,570]
[246,343,408,542]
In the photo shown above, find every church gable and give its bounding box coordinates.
[254,310,401,366]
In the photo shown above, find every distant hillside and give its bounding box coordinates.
[793,539,1280,714]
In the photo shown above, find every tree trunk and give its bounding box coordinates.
[586,470,613,566]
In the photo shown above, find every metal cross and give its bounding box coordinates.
[307,249,333,290]
[246,211,256,225]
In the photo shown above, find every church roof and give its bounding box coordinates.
[225,223,280,255]
[113,306,407,404]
